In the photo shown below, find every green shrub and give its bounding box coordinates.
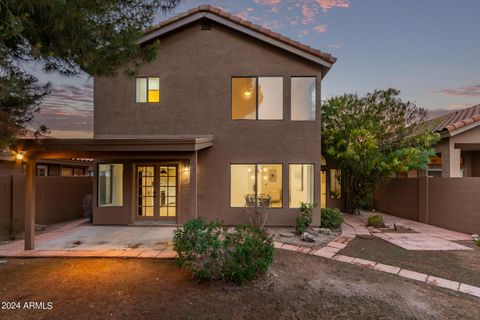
[475,239,480,247]
[320,208,343,229]
[173,218,274,283]
[367,214,384,228]
[295,202,316,235]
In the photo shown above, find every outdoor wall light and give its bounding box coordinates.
[184,163,190,173]
[14,151,25,161]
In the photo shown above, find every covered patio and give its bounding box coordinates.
[11,135,214,250]
[0,218,177,258]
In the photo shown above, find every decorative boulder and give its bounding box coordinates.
[301,232,316,242]
[280,232,295,238]
[318,228,332,235]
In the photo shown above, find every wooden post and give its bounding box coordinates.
[24,157,36,250]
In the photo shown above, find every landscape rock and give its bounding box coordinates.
[301,232,316,242]
[0,260,7,264]
[318,228,332,235]
[472,234,479,241]
[280,232,295,238]
[35,224,46,231]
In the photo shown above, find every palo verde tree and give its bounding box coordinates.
[0,0,181,148]
[321,88,439,214]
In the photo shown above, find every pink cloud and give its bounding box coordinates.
[328,41,345,48]
[315,0,350,12]
[314,24,328,33]
[437,84,480,97]
[302,4,317,24]
[253,0,281,4]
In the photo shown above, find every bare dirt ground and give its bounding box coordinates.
[1,250,479,319]
[340,237,480,287]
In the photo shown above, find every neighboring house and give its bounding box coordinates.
[426,104,480,177]
[15,5,337,236]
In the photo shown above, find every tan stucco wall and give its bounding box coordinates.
[374,178,419,221]
[374,177,480,234]
[0,176,93,239]
[0,161,24,176]
[94,21,324,226]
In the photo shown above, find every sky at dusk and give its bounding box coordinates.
[34,0,480,137]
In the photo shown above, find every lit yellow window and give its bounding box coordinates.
[136,77,160,103]
[148,77,160,102]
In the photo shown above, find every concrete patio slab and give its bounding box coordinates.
[374,233,472,251]
[32,225,176,251]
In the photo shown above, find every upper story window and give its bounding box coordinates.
[291,77,316,120]
[232,77,283,120]
[136,77,160,103]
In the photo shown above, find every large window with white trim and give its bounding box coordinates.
[230,164,282,208]
[232,77,283,120]
[291,77,316,120]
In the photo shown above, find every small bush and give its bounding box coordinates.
[295,202,316,235]
[475,239,480,247]
[321,208,343,229]
[244,194,271,229]
[367,214,384,228]
[173,218,274,283]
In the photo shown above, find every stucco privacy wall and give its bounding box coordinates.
[0,176,92,239]
[374,177,480,234]
[94,20,324,225]
[374,178,419,221]
[428,178,480,234]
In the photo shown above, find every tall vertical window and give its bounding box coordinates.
[232,77,283,120]
[230,164,282,208]
[291,77,316,120]
[98,164,124,206]
[136,77,160,103]
[289,164,314,208]
[330,169,341,199]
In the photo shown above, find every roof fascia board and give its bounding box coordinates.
[139,12,332,69]
[446,120,480,137]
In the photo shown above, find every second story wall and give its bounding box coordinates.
[94,20,323,156]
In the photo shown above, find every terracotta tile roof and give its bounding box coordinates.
[144,5,336,65]
[428,104,480,132]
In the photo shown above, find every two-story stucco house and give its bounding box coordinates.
[15,5,336,248]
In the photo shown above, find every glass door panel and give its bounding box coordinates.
[159,166,177,217]
[137,166,155,217]
[320,170,327,209]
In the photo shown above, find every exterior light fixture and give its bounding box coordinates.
[184,164,190,173]
[15,151,25,161]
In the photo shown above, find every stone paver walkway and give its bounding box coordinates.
[374,232,472,251]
